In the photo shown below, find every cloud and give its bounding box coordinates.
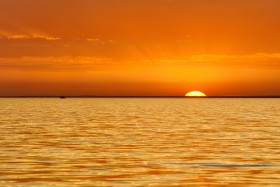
[142,53,280,68]
[86,38,100,42]
[1,53,280,73]
[6,34,61,41]
[0,56,115,71]
[0,30,61,41]
[86,38,116,44]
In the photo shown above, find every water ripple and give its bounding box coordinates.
[0,98,280,186]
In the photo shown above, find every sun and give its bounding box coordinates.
[185,91,207,97]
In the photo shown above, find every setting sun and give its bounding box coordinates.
[185,91,207,97]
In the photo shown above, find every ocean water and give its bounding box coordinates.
[0,98,280,186]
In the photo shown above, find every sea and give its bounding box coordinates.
[0,98,280,186]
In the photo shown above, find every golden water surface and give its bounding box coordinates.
[0,98,280,186]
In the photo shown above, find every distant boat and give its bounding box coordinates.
[60,96,66,99]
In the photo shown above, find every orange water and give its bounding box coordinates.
[0,98,280,186]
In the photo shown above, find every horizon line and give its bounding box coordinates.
[0,96,280,98]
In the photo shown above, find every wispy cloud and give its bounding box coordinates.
[142,53,280,67]
[0,30,61,41]
[86,38,100,42]
[1,53,280,72]
[85,38,116,44]
[6,34,61,41]
[0,56,115,71]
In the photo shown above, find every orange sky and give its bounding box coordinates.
[0,0,280,96]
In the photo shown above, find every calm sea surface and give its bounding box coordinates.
[0,98,280,186]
